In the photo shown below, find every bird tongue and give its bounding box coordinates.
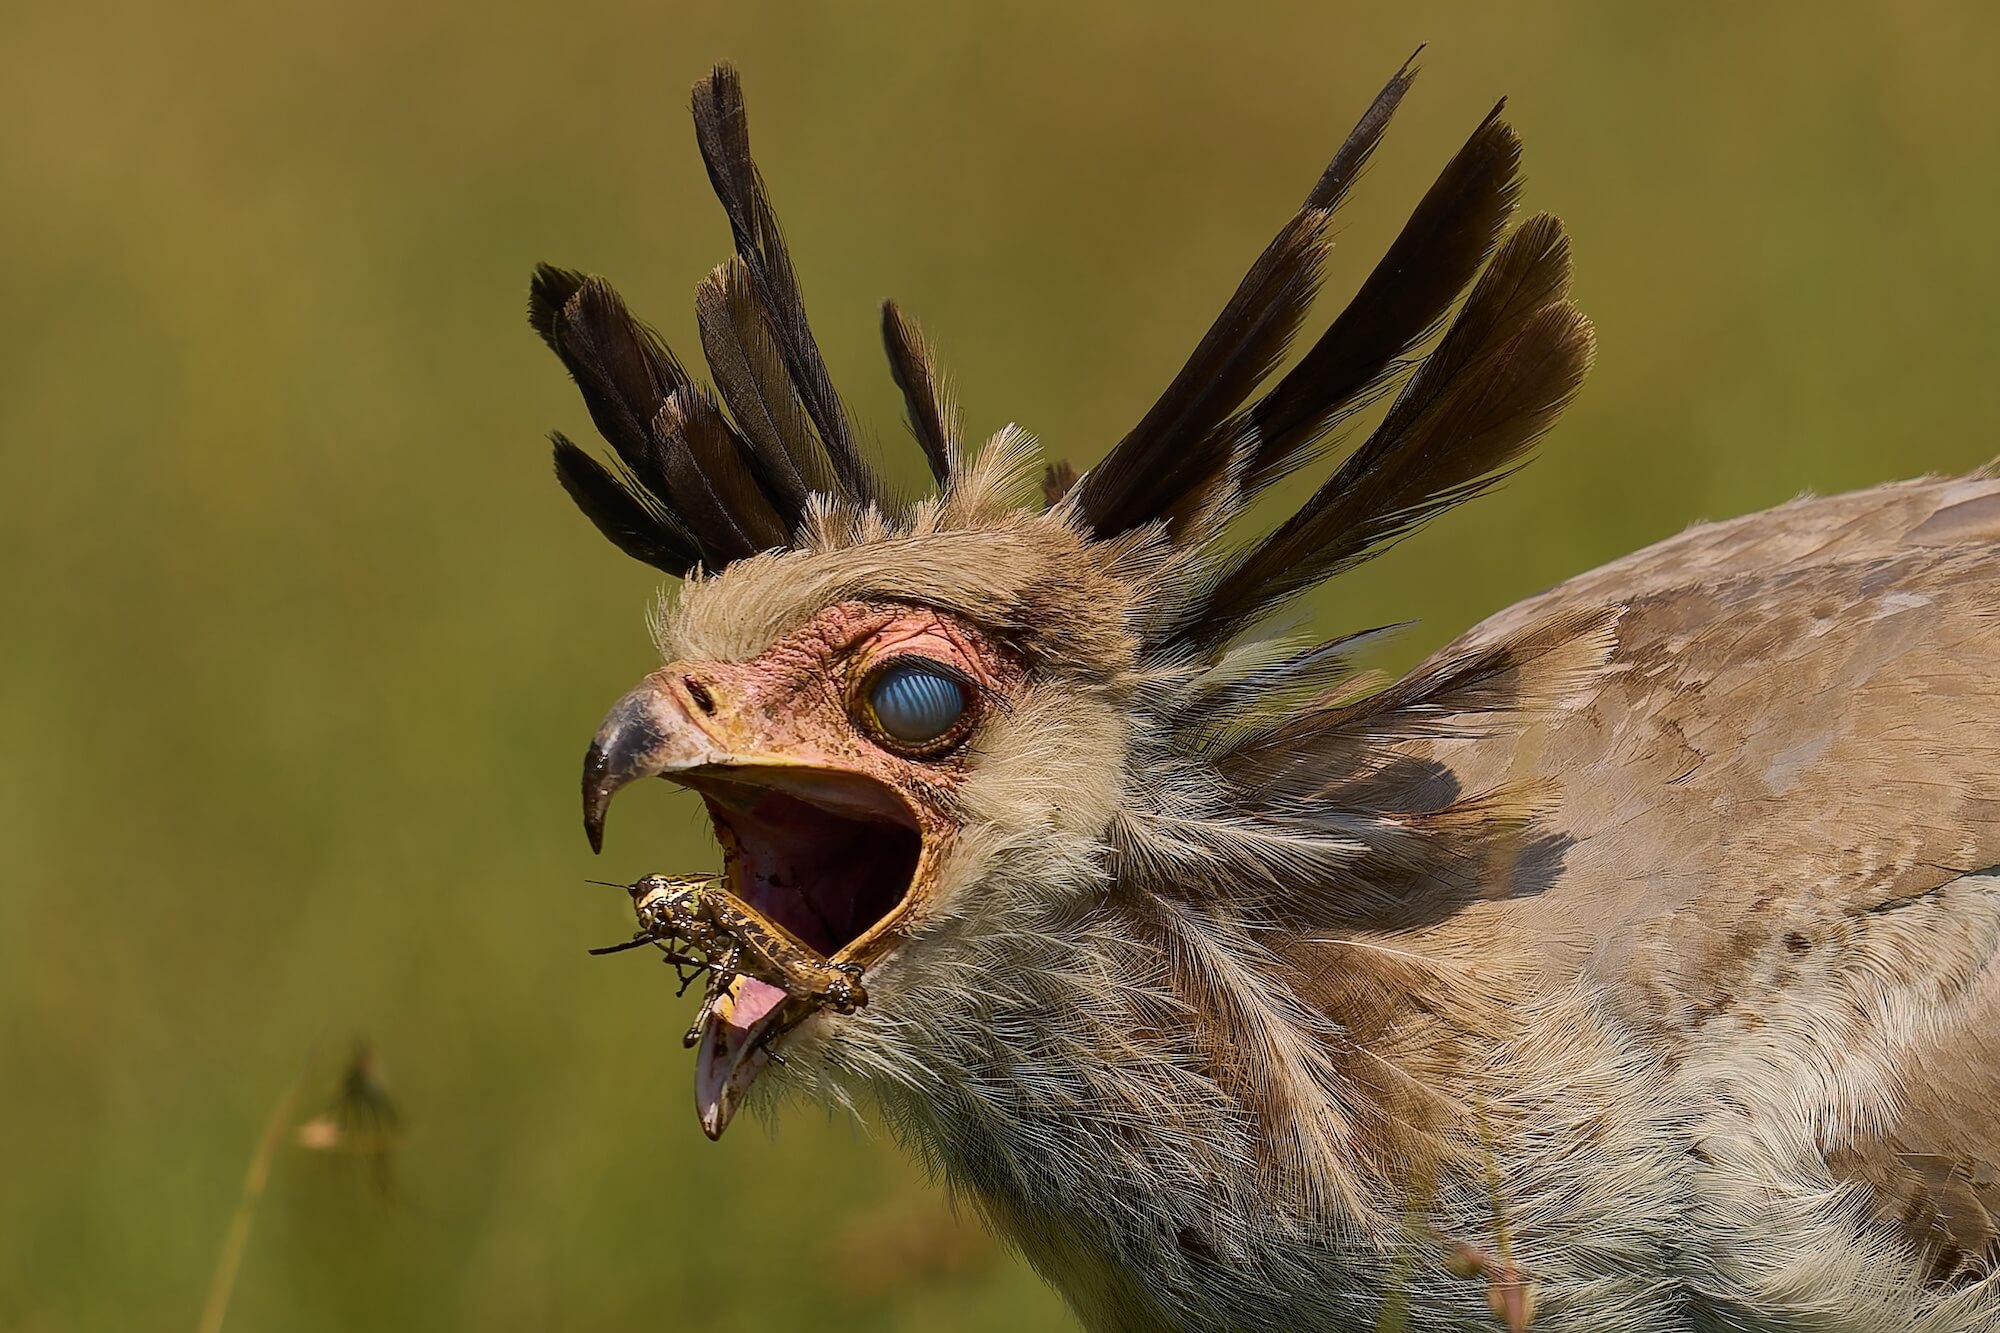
[693,976,788,1140]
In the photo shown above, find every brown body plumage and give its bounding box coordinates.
[532,60,2000,1332]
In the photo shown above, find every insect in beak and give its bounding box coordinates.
[587,874,870,1137]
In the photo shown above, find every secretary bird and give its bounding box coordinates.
[529,59,2000,1333]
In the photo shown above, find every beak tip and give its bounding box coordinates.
[580,685,687,857]
[697,1083,734,1139]
[582,742,612,853]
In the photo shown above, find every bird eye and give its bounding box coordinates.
[863,660,969,749]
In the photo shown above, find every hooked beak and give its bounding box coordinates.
[582,679,705,854]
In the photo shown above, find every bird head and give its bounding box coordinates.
[534,61,1596,1144]
[581,495,1145,1135]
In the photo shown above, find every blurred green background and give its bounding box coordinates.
[5,2,1998,1329]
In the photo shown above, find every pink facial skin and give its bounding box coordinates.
[665,600,1017,780]
[591,600,1024,1138]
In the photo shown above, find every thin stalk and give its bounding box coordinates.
[196,1039,321,1333]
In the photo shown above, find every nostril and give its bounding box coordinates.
[684,676,716,715]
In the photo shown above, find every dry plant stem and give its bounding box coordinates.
[196,1039,321,1333]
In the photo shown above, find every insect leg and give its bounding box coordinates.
[587,933,657,957]
[682,944,744,1048]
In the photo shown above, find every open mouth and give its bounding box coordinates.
[580,679,942,1139]
[669,766,925,1138]
[689,770,923,960]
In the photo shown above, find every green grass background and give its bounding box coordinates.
[5,3,1999,1329]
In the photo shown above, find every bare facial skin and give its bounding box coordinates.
[582,601,1022,1136]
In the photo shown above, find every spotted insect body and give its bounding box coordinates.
[593,874,869,1024]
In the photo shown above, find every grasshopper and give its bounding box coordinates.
[590,875,868,1049]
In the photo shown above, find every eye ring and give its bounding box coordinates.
[854,657,977,756]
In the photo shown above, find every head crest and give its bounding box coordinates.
[531,57,1592,648]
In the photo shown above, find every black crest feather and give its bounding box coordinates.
[880,300,956,484]
[532,66,904,573]
[1071,56,1423,541]
[530,57,1593,635]
[1182,217,1591,650]
[550,431,700,575]
[1240,103,1522,497]
[689,65,885,507]
[528,263,588,354]
[694,256,830,523]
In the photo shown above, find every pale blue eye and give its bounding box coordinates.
[868,662,967,745]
